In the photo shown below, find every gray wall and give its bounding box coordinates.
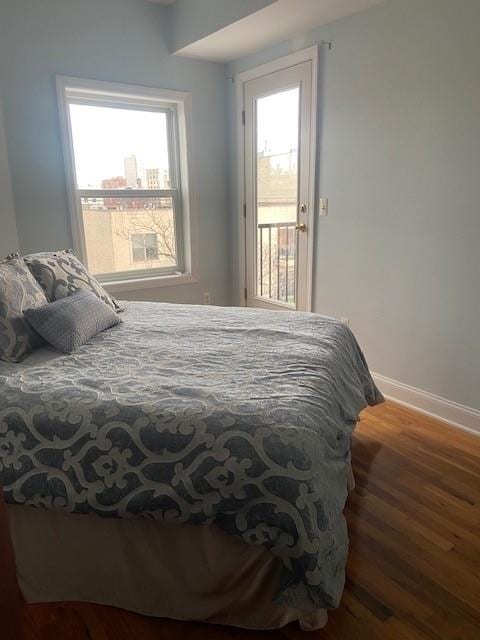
[229,0,480,410]
[0,0,230,305]
[0,94,19,256]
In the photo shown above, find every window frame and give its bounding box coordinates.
[56,76,198,289]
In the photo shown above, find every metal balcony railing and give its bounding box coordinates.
[257,221,296,305]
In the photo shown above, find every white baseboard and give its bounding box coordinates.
[372,373,480,437]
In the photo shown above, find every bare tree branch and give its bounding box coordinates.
[114,208,177,264]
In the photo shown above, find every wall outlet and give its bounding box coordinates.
[340,317,350,327]
[203,292,211,305]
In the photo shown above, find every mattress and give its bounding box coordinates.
[0,301,382,613]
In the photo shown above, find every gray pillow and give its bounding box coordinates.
[24,289,122,354]
[23,249,122,312]
[0,255,48,362]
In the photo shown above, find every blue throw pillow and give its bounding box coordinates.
[24,289,122,354]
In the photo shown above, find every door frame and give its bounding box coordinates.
[235,46,318,309]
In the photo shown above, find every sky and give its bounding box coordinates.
[69,104,170,189]
[257,87,299,158]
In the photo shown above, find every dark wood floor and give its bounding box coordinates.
[6,401,480,639]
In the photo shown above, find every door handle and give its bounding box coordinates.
[295,223,307,232]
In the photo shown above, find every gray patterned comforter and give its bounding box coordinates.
[0,301,382,611]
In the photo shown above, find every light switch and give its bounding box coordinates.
[319,198,328,217]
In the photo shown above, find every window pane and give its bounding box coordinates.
[132,246,146,263]
[144,233,158,248]
[256,88,299,306]
[131,234,145,249]
[81,196,177,275]
[69,104,171,190]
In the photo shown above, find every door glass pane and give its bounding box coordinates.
[69,104,171,190]
[256,87,299,306]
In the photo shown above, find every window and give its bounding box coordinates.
[131,233,159,263]
[57,77,197,286]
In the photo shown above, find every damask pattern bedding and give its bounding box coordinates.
[0,301,382,612]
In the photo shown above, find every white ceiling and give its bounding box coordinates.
[174,0,385,62]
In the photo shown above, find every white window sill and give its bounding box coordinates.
[101,273,198,294]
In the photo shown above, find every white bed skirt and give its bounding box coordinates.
[7,468,354,631]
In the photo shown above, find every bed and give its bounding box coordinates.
[0,301,382,630]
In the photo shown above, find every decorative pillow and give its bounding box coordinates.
[0,255,48,362]
[24,289,122,354]
[23,250,122,312]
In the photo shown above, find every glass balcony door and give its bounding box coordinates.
[244,61,314,311]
